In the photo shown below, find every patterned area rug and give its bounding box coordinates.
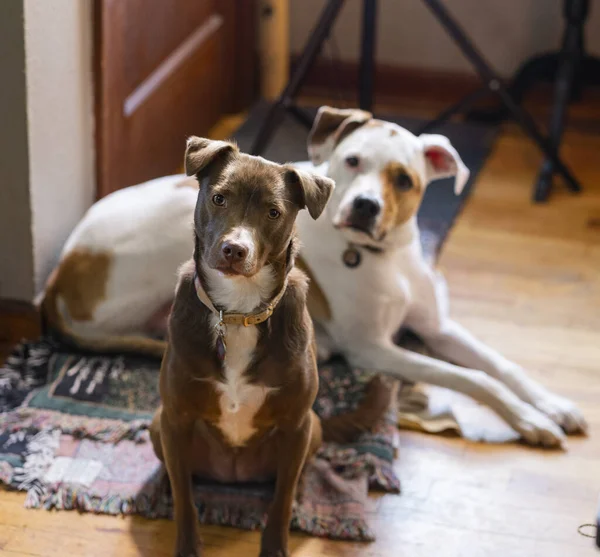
[0,339,399,541]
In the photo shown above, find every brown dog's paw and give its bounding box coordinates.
[176,550,202,557]
[175,539,203,557]
[259,533,288,557]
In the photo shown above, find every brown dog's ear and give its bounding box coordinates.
[307,106,372,165]
[184,136,238,178]
[284,167,335,220]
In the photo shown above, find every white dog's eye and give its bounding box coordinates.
[395,173,413,191]
[345,156,360,169]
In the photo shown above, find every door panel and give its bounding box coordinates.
[126,21,224,187]
[122,0,215,90]
[95,0,256,198]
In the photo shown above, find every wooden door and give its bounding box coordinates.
[94,0,256,198]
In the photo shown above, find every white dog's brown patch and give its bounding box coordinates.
[380,162,424,232]
[47,249,112,321]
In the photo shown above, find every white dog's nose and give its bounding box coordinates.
[353,194,380,218]
[347,194,381,233]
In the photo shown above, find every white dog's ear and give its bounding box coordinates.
[419,134,470,195]
[185,136,238,177]
[284,167,335,220]
[308,106,372,165]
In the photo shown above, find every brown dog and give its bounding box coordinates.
[150,137,391,557]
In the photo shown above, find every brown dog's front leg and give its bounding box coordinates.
[260,415,312,557]
[161,410,201,557]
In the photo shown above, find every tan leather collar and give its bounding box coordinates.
[193,272,287,327]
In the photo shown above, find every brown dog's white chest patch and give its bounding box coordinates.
[202,263,281,447]
[211,322,276,447]
[215,381,271,447]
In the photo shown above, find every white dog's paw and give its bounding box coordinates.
[534,394,588,435]
[511,403,567,449]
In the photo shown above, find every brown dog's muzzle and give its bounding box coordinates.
[211,228,257,277]
[217,240,250,275]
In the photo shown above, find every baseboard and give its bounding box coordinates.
[291,56,481,107]
[0,299,40,364]
[290,57,600,117]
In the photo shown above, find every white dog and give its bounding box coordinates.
[40,174,199,357]
[293,106,586,448]
[40,108,586,448]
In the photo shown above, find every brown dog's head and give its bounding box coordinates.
[185,137,334,278]
[308,106,469,248]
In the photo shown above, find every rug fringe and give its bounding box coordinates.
[369,461,401,493]
[0,409,149,443]
[318,445,401,493]
[31,483,375,541]
[0,461,14,485]
[293,509,375,541]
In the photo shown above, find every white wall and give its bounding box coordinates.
[24,0,96,295]
[290,0,600,76]
[0,0,95,301]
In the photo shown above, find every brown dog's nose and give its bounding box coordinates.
[221,241,248,263]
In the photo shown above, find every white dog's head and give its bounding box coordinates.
[308,106,469,247]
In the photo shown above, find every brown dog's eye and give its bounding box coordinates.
[345,156,360,168]
[268,208,281,220]
[212,194,226,206]
[395,173,413,191]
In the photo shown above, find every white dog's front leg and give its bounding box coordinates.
[314,323,337,363]
[419,319,587,435]
[349,340,567,448]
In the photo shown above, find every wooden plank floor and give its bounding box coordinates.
[1,124,599,556]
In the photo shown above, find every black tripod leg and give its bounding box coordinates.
[498,86,581,194]
[466,53,558,124]
[250,102,287,157]
[534,17,580,202]
[288,105,316,129]
[358,0,378,111]
[580,55,600,86]
[416,86,490,135]
[251,0,347,155]
[421,0,581,196]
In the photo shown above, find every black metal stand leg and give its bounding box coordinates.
[358,0,378,111]
[534,0,590,201]
[250,102,286,157]
[250,0,346,155]
[580,55,600,87]
[500,83,581,193]
[534,14,581,201]
[416,86,490,135]
[421,0,581,196]
[287,105,317,129]
[468,0,599,125]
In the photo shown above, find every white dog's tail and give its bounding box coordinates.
[40,269,166,359]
